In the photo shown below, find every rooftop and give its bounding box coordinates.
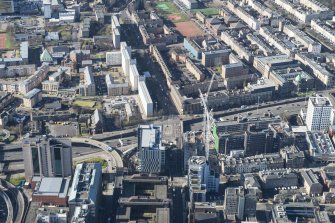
[307,131,335,156]
[24,88,41,100]
[34,177,70,198]
[68,163,102,205]
[139,124,162,149]
[309,96,332,107]
[301,169,320,186]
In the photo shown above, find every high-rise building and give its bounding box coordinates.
[121,42,132,76]
[138,124,166,174]
[112,28,121,49]
[43,0,51,19]
[306,96,333,131]
[22,136,73,181]
[224,187,245,221]
[138,79,153,117]
[188,155,220,203]
[188,156,207,203]
[224,186,257,221]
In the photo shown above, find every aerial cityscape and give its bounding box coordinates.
[0,0,335,222]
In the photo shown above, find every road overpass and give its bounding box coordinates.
[0,180,25,223]
[0,187,13,223]
[70,137,124,170]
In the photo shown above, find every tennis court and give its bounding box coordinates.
[155,1,189,23]
[0,33,6,49]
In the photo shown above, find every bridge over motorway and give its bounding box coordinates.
[70,137,124,170]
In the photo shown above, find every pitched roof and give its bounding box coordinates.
[40,49,53,62]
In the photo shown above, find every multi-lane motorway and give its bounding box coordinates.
[190,99,308,131]
[0,96,314,175]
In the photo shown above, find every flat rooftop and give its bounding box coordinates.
[309,96,332,107]
[34,177,70,198]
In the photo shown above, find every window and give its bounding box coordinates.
[31,147,40,175]
[54,147,62,176]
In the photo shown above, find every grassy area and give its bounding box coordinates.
[154,1,189,23]
[192,8,219,16]
[73,100,95,107]
[213,66,222,74]
[73,100,102,109]
[75,157,108,169]
[5,32,13,49]
[81,39,93,48]
[47,25,70,33]
[60,30,72,40]
[156,1,180,14]
[297,91,316,97]
[91,54,106,59]
[9,176,25,186]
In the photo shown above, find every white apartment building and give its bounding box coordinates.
[121,42,132,75]
[129,64,139,91]
[112,28,120,49]
[111,15,120,29]
[306,96,333,131]
[43,0,52,19]
[138,80,153,117]
[79,66,96,96]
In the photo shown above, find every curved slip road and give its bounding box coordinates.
[70,137,124,170]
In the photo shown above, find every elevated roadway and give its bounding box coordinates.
[70,137,124,170]
[0,186,13,223]
[0,180,25,223]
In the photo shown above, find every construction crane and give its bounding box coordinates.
[199,73,216,160]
